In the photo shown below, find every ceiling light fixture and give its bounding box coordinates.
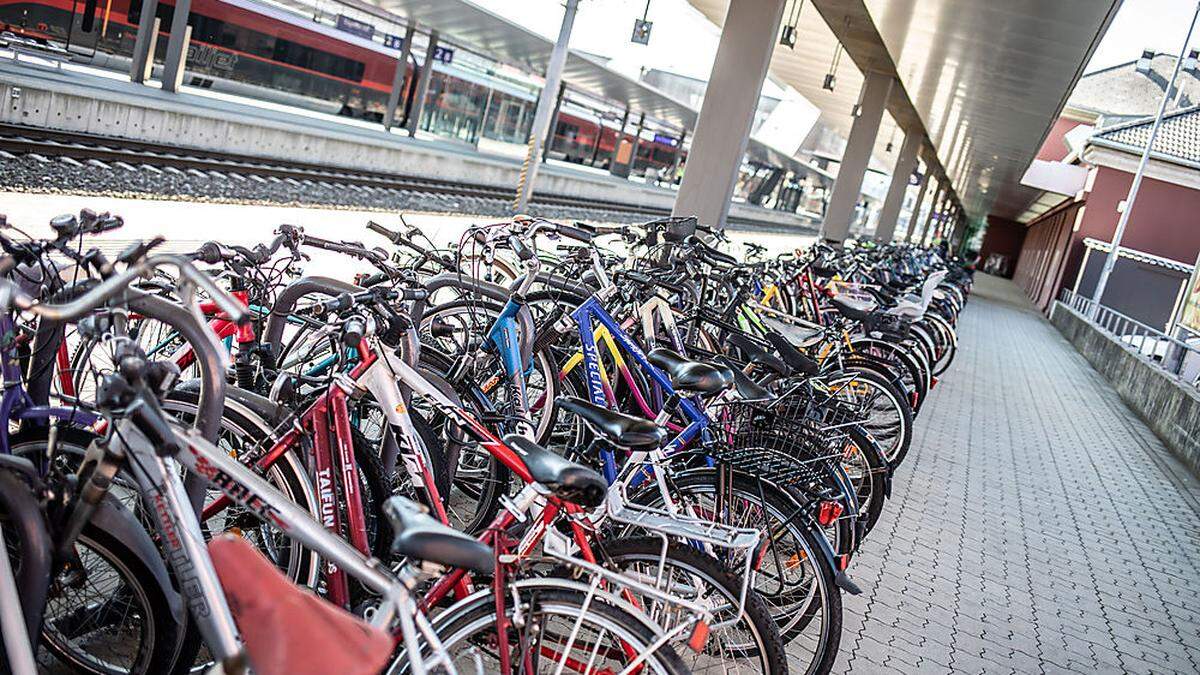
[824,42,842,91]
[824,16,848,92]
[780,0,804,49]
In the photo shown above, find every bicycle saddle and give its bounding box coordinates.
[647,347,733,395]
[503,434,608,507]
[726,332,789,376]
[829,296,876,322]
[715,356,776,402]
[555,397,666,449]
[383,497,494,574]
[764,332,821,377]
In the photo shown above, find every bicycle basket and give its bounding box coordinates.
[707,401,845,492]
[862,310,911,340]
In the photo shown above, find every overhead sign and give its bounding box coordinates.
[631,18,652,45]
[335,14,375,40]
[653,133,677,147]
[381,34,455,64]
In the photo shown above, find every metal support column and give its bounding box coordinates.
[541,82,567,161]
[406,30,440,138]
[672,0,786,229]
[129,0,159,83]
[874,130,921,242]
[159,0,190,92]
[610,108,630,170]
[383,23,416,131]
[513,0,578,213]
[628,112,646,174]
[820,70,894,242]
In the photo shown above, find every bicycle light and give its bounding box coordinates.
[817,500,844,527]
[688,620,710,653]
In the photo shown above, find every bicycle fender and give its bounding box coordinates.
[88,493,187,626]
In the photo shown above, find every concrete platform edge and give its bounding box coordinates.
[1050,300,1200,478]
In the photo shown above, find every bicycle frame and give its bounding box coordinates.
[1,314,98,456]
[570,290,709,483]
[103,417,453,675]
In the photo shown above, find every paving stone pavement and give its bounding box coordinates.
[814,274,1200,674]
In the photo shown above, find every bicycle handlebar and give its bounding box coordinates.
[0,254,248,324]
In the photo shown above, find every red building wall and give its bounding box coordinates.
[1013,201,1083,311]
[1059,166,1200,294]
[1011,160,1200,313]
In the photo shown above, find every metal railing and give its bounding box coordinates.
[1057,288,1200,384]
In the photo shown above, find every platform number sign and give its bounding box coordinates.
[382,34,454,65]
[631,19,652,44]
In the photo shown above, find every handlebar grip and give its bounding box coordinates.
[556,223,594,243]
[508,234,535,262]
[194,242,224,265]
[367,221,401,244]
[398,287,428,302]
[92,216,124,234]
[358,272,391,288]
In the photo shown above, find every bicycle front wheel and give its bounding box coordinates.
[420,586,691,675]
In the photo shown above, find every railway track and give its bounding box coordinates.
[0,123,682,218]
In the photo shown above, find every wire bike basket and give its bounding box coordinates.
[707,399,850,494]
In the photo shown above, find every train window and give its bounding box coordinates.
[271,37,364,82]
[131,4,365,83]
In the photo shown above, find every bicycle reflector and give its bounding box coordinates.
[817,500,844,527]
[688,621,710,653]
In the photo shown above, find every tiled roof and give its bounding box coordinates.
[1089,105,1200,166]
[1070,53,1200,121]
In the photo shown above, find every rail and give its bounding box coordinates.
[1057,288,1200,385]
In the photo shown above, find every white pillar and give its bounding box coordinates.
[820,70,893,242]
[672,0,786,229]
[875,130,921,242]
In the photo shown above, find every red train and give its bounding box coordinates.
[0,0,683,173]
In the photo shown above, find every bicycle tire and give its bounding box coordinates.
[422,586,691,675]
[597,536,789,674]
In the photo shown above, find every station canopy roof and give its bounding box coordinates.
[688,0,1122,222]
[338,0,810,175]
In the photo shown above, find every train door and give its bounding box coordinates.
[64,0,102,57]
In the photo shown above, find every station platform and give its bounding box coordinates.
[0,53,812,231]
[816,274,1200,674]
